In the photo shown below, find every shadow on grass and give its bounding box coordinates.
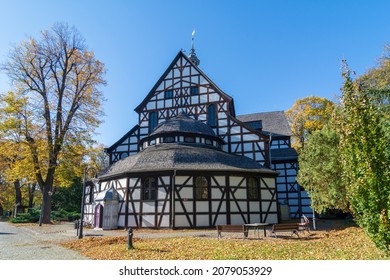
[314,218,358,231]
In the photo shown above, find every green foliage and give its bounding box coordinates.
[297,125,348,214]
[9,208,40,223]
[9,207,80,223]
[51,209,80,221]
[52,178,82,213]
[336,61,390,253]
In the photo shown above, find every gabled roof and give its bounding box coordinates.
[134,50,236,116]
[105,125,139,153]
[237,111,292,137]
[95,186,120,201]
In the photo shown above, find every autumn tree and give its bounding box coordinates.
[0,92,39,212]
[286,96,334,153]
[1,23,106,223]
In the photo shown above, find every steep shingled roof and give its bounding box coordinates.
[98,143,277,180]
[151,112,216,138]
[236,111,292,137]
[271,148,298,162]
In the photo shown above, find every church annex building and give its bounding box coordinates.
[83,47,311,229]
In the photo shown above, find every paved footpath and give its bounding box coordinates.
[0,220,216,260]
[0,220,90,260]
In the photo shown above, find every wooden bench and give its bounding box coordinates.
[216,225,246,239]
[270,223,300,238]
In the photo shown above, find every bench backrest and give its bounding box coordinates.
[216,225,244,232]
[272,223,299,230]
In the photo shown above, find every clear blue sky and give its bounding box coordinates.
[1,0,390,147]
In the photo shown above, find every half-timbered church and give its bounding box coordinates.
[83,45,311,229]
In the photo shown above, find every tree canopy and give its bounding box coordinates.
[335,61,390,253]
[0,22,106,223]
[297,125,348,214]
[285,96,334,153]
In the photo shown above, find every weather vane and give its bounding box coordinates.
[191,29,195,50]
[188,29,200,66]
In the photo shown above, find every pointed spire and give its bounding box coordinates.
[188,29,200,66]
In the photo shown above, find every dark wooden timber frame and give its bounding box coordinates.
[108,51,271,167]
[85,170,278,229]
[97,50,309,222]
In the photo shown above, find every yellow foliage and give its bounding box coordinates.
[286,96,334,153]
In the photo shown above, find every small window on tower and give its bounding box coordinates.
[184,136,195,143]
[190,86,199,95]
[163,136,175,143]
[165,90,173,99]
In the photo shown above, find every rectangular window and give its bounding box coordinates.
[149,111,157,134]
[247,177,259,200]
[143,177,157,200]
[190,86,199,95]
[207,104,217,127]
[195,176,209,200]
[164,90,173,99]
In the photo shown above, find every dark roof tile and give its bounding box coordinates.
[237,111,292,136]
[99,143,277,179]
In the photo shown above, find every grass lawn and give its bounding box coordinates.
[62,219,389,260]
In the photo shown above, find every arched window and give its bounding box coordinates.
[195,176,209,200]
[149,111,157,133]
[207,104,217,127]
[247,177,259,200]
[143,177,157,200]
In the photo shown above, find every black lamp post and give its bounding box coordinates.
[78,166,96,239]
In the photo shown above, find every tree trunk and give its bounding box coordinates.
[14,180,22,206]
[28,183,36,209]
[40,188,52,224]
[40,170,55,224]
[13,180,23,217]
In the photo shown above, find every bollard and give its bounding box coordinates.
[75,219,80,237]
[127,228,134,249]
